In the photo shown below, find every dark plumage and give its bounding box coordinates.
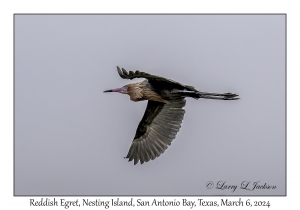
[104,66,239,165]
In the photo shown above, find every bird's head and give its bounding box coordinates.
[104,85,129,94]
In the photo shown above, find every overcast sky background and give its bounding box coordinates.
[14,14,285,196]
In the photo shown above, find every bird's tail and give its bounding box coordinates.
[179,90,239,100]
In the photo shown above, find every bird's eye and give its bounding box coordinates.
[122,86,128,91]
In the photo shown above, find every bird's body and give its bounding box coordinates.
[104,67,239,165]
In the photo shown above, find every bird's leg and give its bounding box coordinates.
[197,92,239,100]
[175,90,239,100]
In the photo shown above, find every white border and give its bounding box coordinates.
[1,0,297,209]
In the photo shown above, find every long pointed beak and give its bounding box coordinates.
[104,87,126,93]
[104,89,114,92]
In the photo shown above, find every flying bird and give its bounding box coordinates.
[104,66,239,165]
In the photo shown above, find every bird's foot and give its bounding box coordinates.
[223,92,239,100]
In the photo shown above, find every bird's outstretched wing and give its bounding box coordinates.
[125,99,186,165]
[117,66,197,92]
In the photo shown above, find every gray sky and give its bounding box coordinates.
[15,14,285,195]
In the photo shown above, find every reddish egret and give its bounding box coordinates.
[104,66,239,165]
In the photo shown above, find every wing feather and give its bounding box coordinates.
[147,143,157,160]
[125,99,186,165]
[139,141,146,164]
[142,141,151,163]
[117,66,198,92]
